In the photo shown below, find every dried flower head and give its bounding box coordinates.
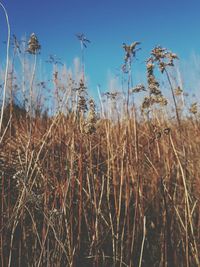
[146,62,154,75]
[77,79,88,114]
[76,79,87,94]
[143,48,170,111]
[130,84,146,93]
[103,91,120,100]
[78,96,87,113]
[189,102,198,114]
[146,59,162,96]
[122,41,141,63]
[148,84,161,95]
[159,62,168,73]
[151,46,166,60]
[142,96,152,110]
[85,98,97,134]
[76,33,91,48]
[27,33,41,54]
[174,86,183,96]
[153,95,168,106]
[141,94,168,111]
[150,45,178,73]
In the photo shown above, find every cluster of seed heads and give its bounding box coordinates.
[103,91,120,100]
[174,86,183,96]
[78,96,87,113]
[130,84,146,93]
[150,45,178,73]
[27,33,41,54]
[122,41,141,63]
[76,33,91,48]
[121,41,141,75]
[142,47,170,111]
[142,95,168,110]
[24,33,179,120]
[146,62,161,95]
[77,79,88,114]
[189,102,198,114]
[85,98,97,134]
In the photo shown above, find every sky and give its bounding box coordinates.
[0,0,200,96]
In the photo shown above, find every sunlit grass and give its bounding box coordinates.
[0,7,200,267]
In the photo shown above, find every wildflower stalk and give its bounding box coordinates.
[27,33,41,133]
[0,2,10,140]
[80,40,85,81]
[76,33,90,82]
[29,53,37,119]
[164,69,181,129]
[122,41,140,114]
[8,36,20,135]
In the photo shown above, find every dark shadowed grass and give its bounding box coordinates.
[0,103,199,266]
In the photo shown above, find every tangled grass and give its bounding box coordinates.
[0,99,200,267]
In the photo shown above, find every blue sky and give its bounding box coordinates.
[1,0,200,95]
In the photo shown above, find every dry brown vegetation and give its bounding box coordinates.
[0,11,200,267]
[1,100,200,267]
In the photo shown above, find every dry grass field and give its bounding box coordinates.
[0,8,200,267]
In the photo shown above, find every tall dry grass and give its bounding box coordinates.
[0,11,199,267]
[1,105,200,267]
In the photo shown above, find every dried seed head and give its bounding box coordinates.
[77,79,88,114]
[104,91,119,100]
[151,46,166,60]
[189,102,198,114]
[149,84,161,95]
[76,33,90,48]
[142,96,152,110]
[159,62,167,73]
[122,41,141,63]
[146,57,161,96]
[85,98,97,134]
[153,95,168,106]
[130,84,146,93]
[78,96,87,113]
[174,86,183,96]
[150,46,178,73]
[142,94,168,111]
[27,33,41,54]
[146,62,154,75]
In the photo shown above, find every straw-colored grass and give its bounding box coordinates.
[0,7,199,265]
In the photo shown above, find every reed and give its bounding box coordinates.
[0,8,199,266]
